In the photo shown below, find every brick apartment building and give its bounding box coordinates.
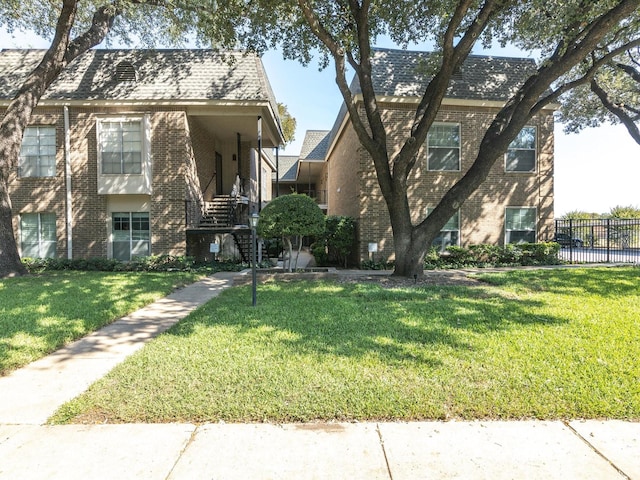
[278,48,555,264]
[1,49,283,262]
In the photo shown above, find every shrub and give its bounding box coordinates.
[312,216,356,267]
[21,255,247,274]
[424,242,562,269]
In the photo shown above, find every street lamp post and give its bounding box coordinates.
[249,212,260,306]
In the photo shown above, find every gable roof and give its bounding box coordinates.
[352,48,538,101]
[0,49,279,108]
[299,130,331,161]
[275,155,300,182]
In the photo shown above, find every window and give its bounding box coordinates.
[426,208,460,252]
[19,126,56,177]
[505,207,536,244]
[506,126,536,172]
[99,120,142,174]
[20,213,56,258]
[112,212,150,261]
[427,123,460,171]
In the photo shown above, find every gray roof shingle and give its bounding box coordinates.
[275,155,300,182]
[353,48,538,101]
[0,49,279,108]
[299,130,331,161]
[320,48,540,161]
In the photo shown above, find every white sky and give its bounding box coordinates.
[2,27,638,217]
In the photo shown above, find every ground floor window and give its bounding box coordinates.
[505,207,536,244]
[112,212,150,261]
[426,208,460,252]
[20,213,56,258]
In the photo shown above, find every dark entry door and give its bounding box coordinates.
[215,152,223,194]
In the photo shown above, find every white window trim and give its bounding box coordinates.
[504,206,537,245]
[19,212,57,258]
[109,211,151,261]
[504,126,537,173]
[426,122,461,172]
[97,115,152,195]
[19,125,57,178]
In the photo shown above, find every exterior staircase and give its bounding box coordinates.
[232,232,252,263]
[200,196,234,227]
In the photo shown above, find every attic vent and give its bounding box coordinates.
[452,65,464,81]
[115,61,137,82]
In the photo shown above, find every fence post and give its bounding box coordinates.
[606,218,610,263]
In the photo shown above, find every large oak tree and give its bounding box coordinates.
[238,0,640,277]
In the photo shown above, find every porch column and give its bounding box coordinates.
[257,116,262,212]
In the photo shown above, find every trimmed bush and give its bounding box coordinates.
[21,255,248,274]
[422,242,562,269]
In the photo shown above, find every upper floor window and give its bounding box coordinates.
[426,207,460,252]
[19,126,56,177]
[505,207,536,244]
[99,119,143,175]
[505,126,536,172]
[20,212,57,258]
[427,123,460,171]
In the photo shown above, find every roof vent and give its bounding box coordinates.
[115,61,137,83]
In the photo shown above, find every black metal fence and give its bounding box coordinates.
[554,218,640,264]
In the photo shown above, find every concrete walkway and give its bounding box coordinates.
[0,270,638,479]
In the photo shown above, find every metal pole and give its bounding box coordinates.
[251,224,257,306]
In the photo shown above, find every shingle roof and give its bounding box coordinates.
[353,48,538,101]
[0,49,279,108]
[320,48,540,161]
[299,130,331,161]
[275,155,300,182]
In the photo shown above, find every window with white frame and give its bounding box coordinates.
[112,212,150,261]
[505,126,536,172]
[20,213,56,258]
[505,207,536,244]
[427,123,460,171]
[19,126,56,177]
[426,207,460,252]
[99,120,143,174]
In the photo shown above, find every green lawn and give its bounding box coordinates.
[0,271,201,375]
[52,267,640,424]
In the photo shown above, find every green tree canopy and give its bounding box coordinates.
[560,47,640,144]
[278,103,297,146]
[257,193,325,271]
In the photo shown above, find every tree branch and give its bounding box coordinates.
[591,78,640,144]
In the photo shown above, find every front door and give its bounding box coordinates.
[215,152,223,194]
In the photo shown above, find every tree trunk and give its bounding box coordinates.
[0,175,25,276]
[0,2,116,278]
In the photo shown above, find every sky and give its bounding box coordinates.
[2,27,639,216]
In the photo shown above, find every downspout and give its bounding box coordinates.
[63,106,73,259]
[257,116,262,212]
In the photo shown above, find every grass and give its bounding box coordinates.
[0,271,201,375]
[51,267,640,424]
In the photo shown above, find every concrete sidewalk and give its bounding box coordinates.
[0,270,638,479]
[0,420,638,479]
